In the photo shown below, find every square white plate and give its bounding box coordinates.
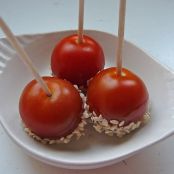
[0,30,174,169]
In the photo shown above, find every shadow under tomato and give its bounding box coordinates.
[43,124,144,152]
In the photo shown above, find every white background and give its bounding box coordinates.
[0,0,174,173]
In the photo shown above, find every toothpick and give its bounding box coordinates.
[116,0,126,76]
[77,0,84,43]
[0,17,52,97]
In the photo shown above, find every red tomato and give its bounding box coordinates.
[87,67,149,124]
[19,77,83,139]
[51,34,105,86]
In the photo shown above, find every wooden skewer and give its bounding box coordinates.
[77,0,84,43]
[0,17,52,97]
[116,0,126,76]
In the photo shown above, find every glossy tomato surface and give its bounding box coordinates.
[19,77,83,139]
[51,34,105,86]
[87,68,149,124]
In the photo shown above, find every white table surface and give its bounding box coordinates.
[0,0,174,173]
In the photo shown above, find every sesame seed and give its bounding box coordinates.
[102,119,109,127]
[110,120,119,125]
[90,111,150,137]
[119,121,125,127]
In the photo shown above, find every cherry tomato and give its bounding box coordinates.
[51,34,105,86]
[87,67,149,124]
[19,77,83,139]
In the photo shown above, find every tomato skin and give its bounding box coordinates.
[87,67,149,124]
[19,77,83,139]
[51,34,105,86]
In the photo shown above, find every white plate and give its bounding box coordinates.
[0,30,174,169]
